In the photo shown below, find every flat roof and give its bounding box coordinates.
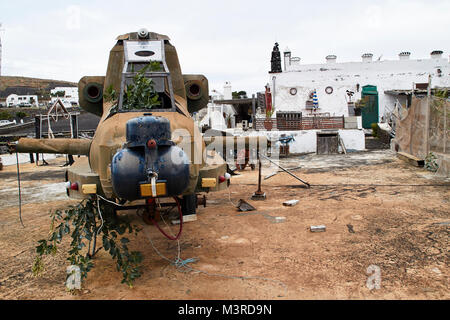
[213,98,254,105]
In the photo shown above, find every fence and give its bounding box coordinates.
[429,96,449,155]
[393,95,449,176]
[255,116,345,131]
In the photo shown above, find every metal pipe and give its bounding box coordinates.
[257,158,262,194]
[16,138,91,155]
[260,154,310,188]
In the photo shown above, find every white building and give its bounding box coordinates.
[50,87,79,107]
[198,82,237,130]
[6,94,39,107]
[272,49,449,128]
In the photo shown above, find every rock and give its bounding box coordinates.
[432,268,442,275]
[310,225,326,233]
[283,200,299,207]
[237,199,256,212]
[275,217,287,223]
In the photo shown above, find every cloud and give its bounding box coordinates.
[1,0,449,94]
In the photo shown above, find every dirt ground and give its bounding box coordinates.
[0,150,448,300]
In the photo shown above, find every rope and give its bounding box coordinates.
[142,225,288,295]
[16,151,25,228]
[97,194,182,240]
[99,195,287,294]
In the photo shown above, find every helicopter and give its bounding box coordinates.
[11,28,232,226]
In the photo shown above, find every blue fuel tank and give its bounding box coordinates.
[111,115,190,201]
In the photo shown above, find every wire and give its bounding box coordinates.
[96,196,105,236]
[97,194,126,207]
[142,226,288,295]
[97,193,286,293]
[149,197,183,241]
[16,151,25,228]
[97,194,182,240]
[144,197,287,294]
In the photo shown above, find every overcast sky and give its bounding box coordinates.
[0,0,449,94]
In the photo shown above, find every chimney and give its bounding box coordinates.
[362,53,373,62]
[326,55,337,64]
[399,52,411,60]
[431,50,443,59]
[284,47,291,71]
[223,82,232,100]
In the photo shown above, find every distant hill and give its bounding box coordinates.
[0,76,77,99]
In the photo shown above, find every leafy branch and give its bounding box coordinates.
[122,63,161,111]
[32,199,143,288]
[103,85,117,102]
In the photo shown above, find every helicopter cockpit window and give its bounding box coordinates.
[117,40,176,112]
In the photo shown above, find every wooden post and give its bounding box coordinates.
[444,100,447,154]
[34,115,40,165]
[425,74,432,155]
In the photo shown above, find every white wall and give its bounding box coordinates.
[228,129,366,154]
[271,54,450,121]
[6,94,38,106]
[51,87,79,106]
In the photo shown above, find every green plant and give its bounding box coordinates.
[232,91,247,99]
[0,111,12,120]
[425,152,439,172]
[122,64,161,111]
[266,105,275,119]
[434,89,448,99]
[16,111,27,119]
[103,85,117,102]
[33,199,143,288]
[51,91,66,98]
[371,123,378,137]
[355,97,368,109]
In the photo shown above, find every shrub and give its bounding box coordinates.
[16,111,27,119]
[0,111,12,120]
[371,123,378,137]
